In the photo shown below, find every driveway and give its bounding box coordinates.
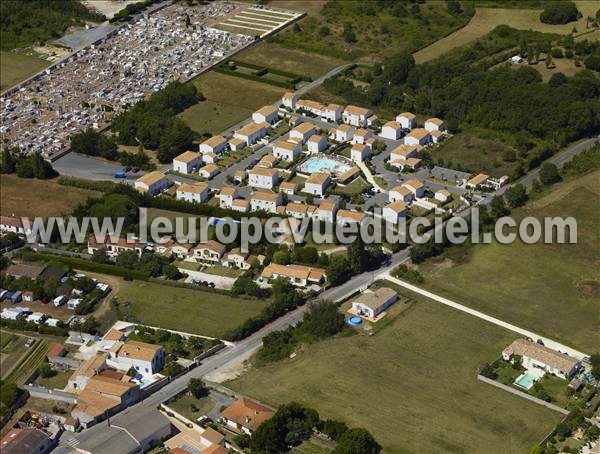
[181,268,237,290]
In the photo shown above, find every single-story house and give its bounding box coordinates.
[502,338,580,380]
[260,263,326,287]
[351,287,398,320]
[220,397,275,435]
[466,173,489,189]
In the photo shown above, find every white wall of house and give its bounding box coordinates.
[176,189,208,203]
[173,156,202,174]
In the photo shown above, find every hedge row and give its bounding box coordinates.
[20,251,150,281]
[214,66,297,89]
[58,176,120,193]
[227,59,312,81]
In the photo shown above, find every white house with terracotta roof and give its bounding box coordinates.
[258,154,278,168]
[199,164,220,180]
[315,200,338,223]
[222,248,255,270]
[282,92,299,109]
[231,199,250,213]
[0,216,32,236]
[279,181,297,195]
[307,135,328,153]
[390,144,420,161]
[304,172,330,196]
[134,171,171,196]
[351,128,373,145]
[202,151,220,165]
[330,124,355,142]
[272,139,301,161]
[336,209,366,226]
[337,166,360,184]
[189,241,226,266]
[396,112,416,130]
[425,118,445,133]
[466,173,489,189]
[351,144,371,163]
[199,135,227,155]
[250,191,282,213]
[297,99,325,116]
[389,186,414,203]
[402,179,425,198]
[176,182,210,203]
[173,151,202,174]
[289,123,318,144]
[248,167,280,189]
[87,236,146,258]
[382,201,408,225]
[234,122,270,146]
[228,137,245,151]
[404,128,432,147]
[502,338,580,380]
[343,105,372,127]
[261,263,326,287]
[112,340,165,375]
[220,397,275,435]
[285,202,318,219]
[435,189,451,203]
[218,187,237,209]
[323,103,343,122]
[253,105,279,124]
[380,121,403,140]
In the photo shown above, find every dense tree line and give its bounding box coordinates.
[238,402,381,453]
[0,0,105,49]
[109,0,160,23]
[1,148,56,179]
[257,301,346,363]
[539,1,580,25]
[111,82,201,163]
[224,278,308,341]
[325,27,600,149]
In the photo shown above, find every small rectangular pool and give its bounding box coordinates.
[514,372,536,390]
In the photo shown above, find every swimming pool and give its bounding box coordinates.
[299,155,351,176]
[514,371,536,390]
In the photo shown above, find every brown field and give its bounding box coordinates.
[0,175,99,218]
[236,41,345,79]
[414,2,599,64]
[191,71,286,111]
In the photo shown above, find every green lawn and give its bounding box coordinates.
[419,170,600,352]
[178,100,252,135]
[36,369,71,390]
[332,178,371,196]
[0,50,49,92]
[430,131,518,178]
[229,284,561,453]
[114,280,269,338]
[168,393,215,421]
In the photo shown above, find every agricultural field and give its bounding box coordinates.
[0,175,99,218]
[413,1,599,63]
[235,41,345,80]
[0,50,49,92]
[180,71,286,135]
[178,100,251,136]
[3,336,49,386]
[419,169,600,352]
[430,131,518,178]
[113,279,270,338]
[229,285,561,453]
[266,0,474,62]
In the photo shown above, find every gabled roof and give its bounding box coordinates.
[383,120,401,129]
[407,128,431,140]
[117,340,162,362]
[398,112,416,119]
[194,240,227,255]
[220,397,275,432]
[403,179,424,190]
[344,105,371,116]
[249,166,279,177]
[337,209,366,222]
[467,173,489,186]
[255,105,278,116]
[178,182,209,194]
[291,123,317,135]
[426,117,444,125]
[219,187,237,197]
[202,135,226,148]
[251,191,280,203]
[385,200,407,213]
[174,151,201,164]
[306,172,330,185]
[136,171,167,186]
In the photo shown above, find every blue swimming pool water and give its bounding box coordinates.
[303,157,350,175]
[347,316,363,326]
[514,372,536,390]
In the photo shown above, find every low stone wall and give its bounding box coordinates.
[26,385,78,405]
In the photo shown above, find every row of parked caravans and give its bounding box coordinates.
[0,281,110,309]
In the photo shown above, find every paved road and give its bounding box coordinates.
[518,136,600,188]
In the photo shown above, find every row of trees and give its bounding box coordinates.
[238,402,381,453]
[1,148,56,179]
[258,301,346,362]
[111,82,200,163]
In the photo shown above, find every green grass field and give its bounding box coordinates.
[0,50,49,92]
[168,393,215,421]
[114,280,269,338]
[235,41,346,80]
[5,338,49,386]
[229,284,561,452]
[419,170,600,352]
[178,100,252,135]
[430,131,518,178]
[413,1,599,63]
[0,175,99,218]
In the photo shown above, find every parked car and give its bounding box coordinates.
[115,171,126,179]
[123,166,132,172]
[25,338,35,348]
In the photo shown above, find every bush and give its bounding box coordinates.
[540,2,580,24]
[539,162,561,185]
[391,265,424,284]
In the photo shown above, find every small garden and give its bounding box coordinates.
[127,325,221,360]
